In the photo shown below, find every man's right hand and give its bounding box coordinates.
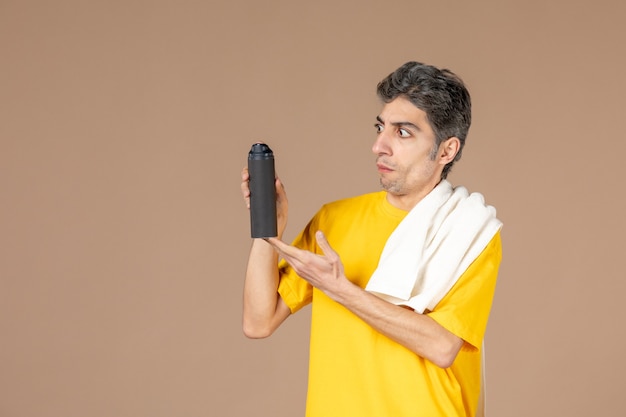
[241,167,292,338]
[240,167,289,239]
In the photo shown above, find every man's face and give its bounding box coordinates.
[372,96,444,207]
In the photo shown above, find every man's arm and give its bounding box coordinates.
[332,281,463,368]
[242,239,291,338]
[241,168,291,338]
[267,231,464,368]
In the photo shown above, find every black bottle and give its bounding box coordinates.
[248,143,277,238]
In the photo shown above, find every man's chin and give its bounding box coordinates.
[379,179,397,193]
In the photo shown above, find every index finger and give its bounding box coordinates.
[266,237,306,259]
[265,237,290,253]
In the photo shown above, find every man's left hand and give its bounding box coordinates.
[266,231,352,301]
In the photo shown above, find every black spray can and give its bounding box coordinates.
[248,143,277,238]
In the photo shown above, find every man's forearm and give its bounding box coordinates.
[242,239,290,338]
[335,283,463,368]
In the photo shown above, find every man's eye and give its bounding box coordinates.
[398,128,410,138]
[374,123,383,133]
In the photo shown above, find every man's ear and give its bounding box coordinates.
[439,137,460,165]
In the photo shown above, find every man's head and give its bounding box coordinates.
[376,61,471,179]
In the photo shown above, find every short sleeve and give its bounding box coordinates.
[276,212,323,313]
[277,259,313,313]
[426,231,502,351]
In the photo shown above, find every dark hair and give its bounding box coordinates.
[376,61,472,179]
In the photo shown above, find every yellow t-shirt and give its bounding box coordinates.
[278,191,502,417]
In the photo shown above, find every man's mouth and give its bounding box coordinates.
[376,161,393,173]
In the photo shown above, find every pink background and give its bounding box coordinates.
[2,1,625,416]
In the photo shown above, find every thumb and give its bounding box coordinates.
[316,231,344,277]
[315,231,337,259]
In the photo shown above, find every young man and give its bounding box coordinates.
[240,61,502,417]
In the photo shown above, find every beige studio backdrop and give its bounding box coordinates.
[1,1,625,416]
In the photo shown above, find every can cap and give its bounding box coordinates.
[248,143,274,160]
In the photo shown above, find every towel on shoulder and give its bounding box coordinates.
[365,180,502,314]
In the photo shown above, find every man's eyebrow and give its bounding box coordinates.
[376,115,421,131]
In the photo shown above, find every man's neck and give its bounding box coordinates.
[385,180,443,211]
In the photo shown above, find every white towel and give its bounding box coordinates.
[365,180,502,313]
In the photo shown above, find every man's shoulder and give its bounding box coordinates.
[321,191,386,212]
[306,191,389,236]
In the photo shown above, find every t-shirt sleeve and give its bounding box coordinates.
[276,212,322,314]
[426,231,502,351]
[277,258,312,314]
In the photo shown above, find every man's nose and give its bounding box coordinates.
[372,130,391,155]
